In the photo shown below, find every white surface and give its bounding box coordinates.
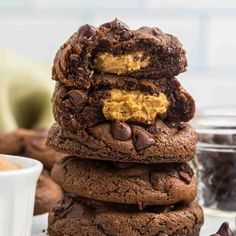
[0,155,42,236]
[32,214,48,236]
[32,212,236,236]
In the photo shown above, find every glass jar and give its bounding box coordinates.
[192,105,236,217]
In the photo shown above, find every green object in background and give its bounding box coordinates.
[0,47,54,131]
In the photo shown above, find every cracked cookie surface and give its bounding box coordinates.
[46,120,197,163]
[51,156,197,205]
[48,195,204,236]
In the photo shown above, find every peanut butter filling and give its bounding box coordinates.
[103,90,169,124]
[0,156,22,171]
[94,52,150,74]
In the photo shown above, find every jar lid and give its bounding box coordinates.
[192,105,236,151]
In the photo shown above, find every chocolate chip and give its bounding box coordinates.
[218,199,236,211]
[216,186,230,201]
[198,145,236,210]
[213,134,234,145]
[54,196,73,216]
[177,163,194,184]
[68,90,87,106]
[133,130,155,151]
[100,18,130,31]
[77,24,96,42]
[120,30,133,40]
[198,134,213,144]
[110,122,132,141]
[151,28,162,36]
[210,222,234,236]
[146,120,177,135]
[137,26,162,36]
[138,202,145,211]
[66,203,85,219]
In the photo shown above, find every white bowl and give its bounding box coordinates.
[0,155,42,236]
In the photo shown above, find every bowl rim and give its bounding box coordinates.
[0,154,43,177]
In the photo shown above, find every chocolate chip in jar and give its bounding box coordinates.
[193,105,236,216]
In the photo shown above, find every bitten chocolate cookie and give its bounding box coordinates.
[48,196,204,236]
[34,171,64,215]
[53,74,195,130]
[47,120,197,163]
[52,156,197,205]
[53,19,187,89]
[0,129,65,170]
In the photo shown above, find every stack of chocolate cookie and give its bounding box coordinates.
[47,19,204,236]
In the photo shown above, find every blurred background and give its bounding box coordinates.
[0,0,236,130]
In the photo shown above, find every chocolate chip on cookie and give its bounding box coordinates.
[47,121,197,163]
[110,122,132,141]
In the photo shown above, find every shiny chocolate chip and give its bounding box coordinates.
[210,222,234,236]
[68,90,87,106]
[218,199,236,211]
[66,203,85,219]
[110,122,132,141]
[213,134,234,145]
[100,18,130,31]
[151,27,162,36]
[54,196,73,216]
[133,130,155,151]
[137,26,162,36]
[78,24,96,41]
[177,163,194,184]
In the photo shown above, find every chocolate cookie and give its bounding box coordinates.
[53,19,187,89]
[48,196,204,236]
[53,75,195,130]
[0,129,65,170]
[47,120,197,163]
[52,157,197,205]
[0,130,24,155]
[34,171,64,215]
[22,129,65,170]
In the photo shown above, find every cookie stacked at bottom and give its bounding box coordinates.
[47,19,204,235]
[47,124,203,236]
